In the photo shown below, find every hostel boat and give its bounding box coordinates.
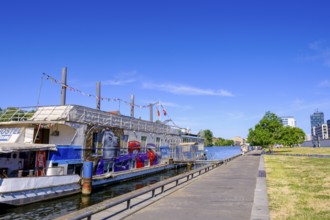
[0,105,204,206]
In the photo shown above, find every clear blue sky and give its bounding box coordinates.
[1,0,330,139]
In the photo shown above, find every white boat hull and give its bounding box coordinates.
[0,175,81,206]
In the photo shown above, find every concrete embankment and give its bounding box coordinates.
[57,150,269,220]
[117,150,269,220]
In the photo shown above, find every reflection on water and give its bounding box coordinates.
[0,166,189,220]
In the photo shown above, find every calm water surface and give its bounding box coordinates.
[205,146,241,160]
[0,146,241,220]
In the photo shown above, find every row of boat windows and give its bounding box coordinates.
[0,152,25,159]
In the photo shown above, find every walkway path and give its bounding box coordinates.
[109,150,269,220]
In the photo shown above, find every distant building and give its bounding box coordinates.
[305,134,312,141]
[315,124,328,140]
[280,116,296,127]
[232,136,245,146]
[327,120,330,138]
[310,111,324,136]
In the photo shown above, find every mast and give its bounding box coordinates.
[130,95,134,117]
[60,67,67,105]
[149,103,153,122]
[96,81,101,110]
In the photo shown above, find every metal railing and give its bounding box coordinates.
[57,154,241,220]
[0,105,181,136]
[0,107,36,122]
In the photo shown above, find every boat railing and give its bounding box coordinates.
[8,166,65,177]
[0,107,37,122]
[0,105,180,135]
[72,105,179,135]
[56,154,241,220]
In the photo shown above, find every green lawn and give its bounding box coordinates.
[272,147,330,155]
[264,155,330,220]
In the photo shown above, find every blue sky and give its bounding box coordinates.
[1,0,330,139]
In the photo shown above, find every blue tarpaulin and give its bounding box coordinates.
[49,146,83,164]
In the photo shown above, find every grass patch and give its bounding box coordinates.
[264,155,330,220]
[272,147,330,155]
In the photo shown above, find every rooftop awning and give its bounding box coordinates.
[0,143,57,153]
[178,142,198,146]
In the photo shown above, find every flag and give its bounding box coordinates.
[161,104,167,116]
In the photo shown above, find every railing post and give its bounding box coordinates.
[152,189,155,197]
[127,199,131,209]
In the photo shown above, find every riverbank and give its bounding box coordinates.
[264,147,330,219]
[0,147,241,219]
[57,150,263,220]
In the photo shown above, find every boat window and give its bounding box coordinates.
[34,128,50,144]
[122,135,129,152]
[67,164,74,175]
[156,137,160,152]
[92,132,103,156]
[75,164,83,175]
[19,152,26,159]
[141,136,147,152]
[67,164,83,175]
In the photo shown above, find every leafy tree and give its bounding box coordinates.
[214,137,234,146]
[247,111,283,148]
[292,127,306,145]
[199,129,213,146]
[278,126,305,147]
[248,111,306,148]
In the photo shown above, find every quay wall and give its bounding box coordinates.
[301,140,330,147]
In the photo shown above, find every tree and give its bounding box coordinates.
[214,137,234,146]
[199,129,213,146]
[248,111,306,149]
[247,111,283,148]
[278,126,305,147]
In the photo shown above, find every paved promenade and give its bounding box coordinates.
[110,150,269,220]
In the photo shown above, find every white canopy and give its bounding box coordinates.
[178,142,198,146]
[0,143,56,153]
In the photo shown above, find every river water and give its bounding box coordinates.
[205,146,241,160]
[0,146,240,220]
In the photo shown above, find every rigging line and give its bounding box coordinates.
[44,72,154,108]
[36,74,45,106]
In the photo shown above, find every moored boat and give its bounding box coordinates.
[0,105,204,206]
